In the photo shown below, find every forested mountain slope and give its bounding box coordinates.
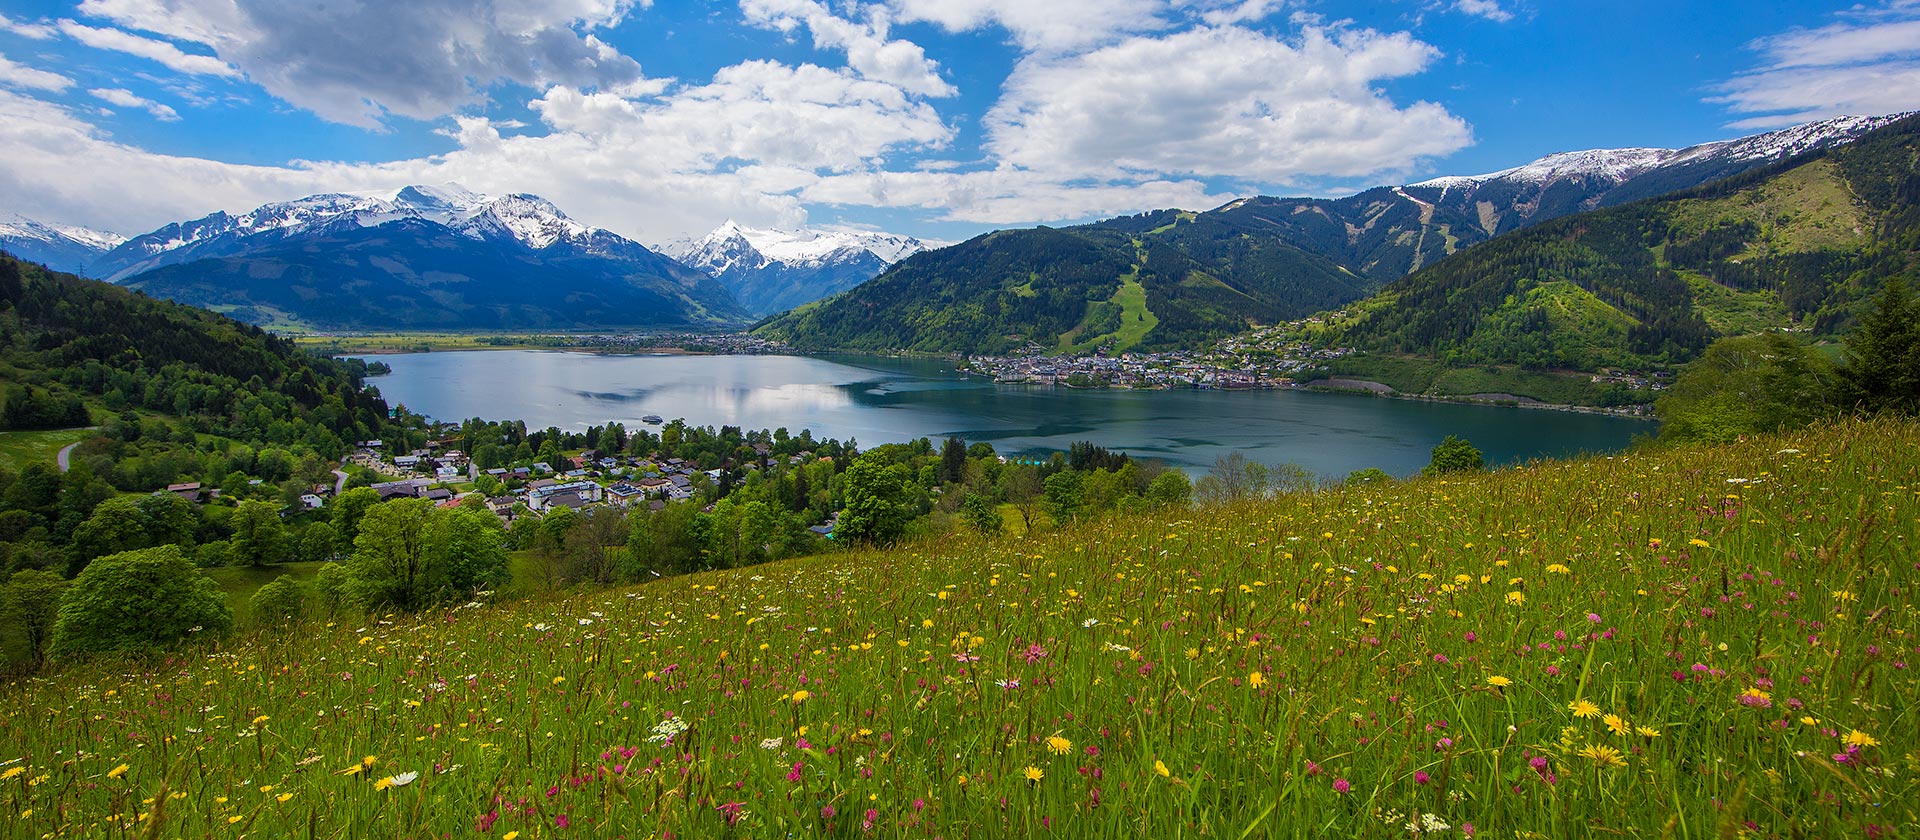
[1322,114,1920,371]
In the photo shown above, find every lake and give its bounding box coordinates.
[358,350,1651,477]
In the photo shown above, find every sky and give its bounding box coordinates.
[1,0,1917,246]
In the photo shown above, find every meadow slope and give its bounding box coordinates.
[3,418,1917,838]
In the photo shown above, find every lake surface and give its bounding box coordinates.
[358,350,1651,477]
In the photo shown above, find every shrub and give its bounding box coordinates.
[1424,435,1485,475]
[248,575,308,625]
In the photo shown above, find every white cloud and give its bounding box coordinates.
[0,12,60,39]
[1714,2,1920,129]
[0,53,75,92]
[740,0,955,97]
[1187,0,1286,26]
[88,86,181,121]
[886,0,1168,52]
[800,166,1232,224]
[1452,0,1513,23]
[983,25,1470,184]
[57,20,238,77]
[71,0,647,128]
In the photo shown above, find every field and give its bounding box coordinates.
[0,428,90,472]
[2,418,1916,838]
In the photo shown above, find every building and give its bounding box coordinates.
[527,480,605,512]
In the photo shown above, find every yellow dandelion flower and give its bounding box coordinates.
[1505,592,1525,606]
[551,676,566,685]
[276,793,293,803]
[1248,671,1267,690]
[1688,538,1710,548]
[504,832,520,840]
[251,715,270,725]
[1603,714,1630,736]
[228,815,245,824]
[791,689,810,704]
[1636,725,1662,738]
[1845,729,1879,748]
[1,767,24,780]
[106,764,129,779]
[1568,699,1601,718]
[1487,675,1512,688]
[373,777,394,791]
[1577,743,1627,768]
[1023,765,1044,782]
[1046,735,1072,755]
[1545,564,1571,574]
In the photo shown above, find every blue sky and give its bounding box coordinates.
[1,0,1916,244]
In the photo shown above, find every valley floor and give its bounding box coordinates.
[4,417,1916,838]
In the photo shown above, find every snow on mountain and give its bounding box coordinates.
[666,220,935,273]
[664,220,939,316]
[0,211,126,275]
[1411,114,1911,191]
[91,184,634,282]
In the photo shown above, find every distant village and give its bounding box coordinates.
[184,435,843,537]
[960,317,1358,390]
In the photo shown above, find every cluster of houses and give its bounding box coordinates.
[1588,369,1673,391]
[347,441,740,524]
[960,316,1362,390]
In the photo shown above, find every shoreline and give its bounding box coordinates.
[1300,379,1656,420]
[334,342,1657,419]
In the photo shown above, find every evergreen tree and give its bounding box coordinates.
[1841,275,1920,414]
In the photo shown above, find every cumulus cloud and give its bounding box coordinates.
[57,19,238,77]
[740,0,955,97]
[983,25,1471,184]
[89,86,181,121]
[886,0,1169,52]
[1714,1,1920,128]
[1452,0,1513,23]
[72,0,647,128]
[0,53,75,92]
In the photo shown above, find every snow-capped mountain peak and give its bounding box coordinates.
[664,220,940,316]
[0,211,127,275]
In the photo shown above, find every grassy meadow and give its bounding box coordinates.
[2,418,1917,838]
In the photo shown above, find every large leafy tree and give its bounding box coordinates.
[347,499,448,611]
[1658,332,1839,443]
[228,500,289,567]
[838,453,912,546]
[51,545,231,659]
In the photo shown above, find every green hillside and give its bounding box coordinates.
[1323,115,1920,371]
[5,417,1915,837]
[759,215,1371,354]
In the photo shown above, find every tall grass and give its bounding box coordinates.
[3,417,1915,838]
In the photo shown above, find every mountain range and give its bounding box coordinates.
[662,221,935,317]
[762,114,1910,355]
[0,212,125,277]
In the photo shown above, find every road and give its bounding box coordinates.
[333,468,350,495]
[57,441,81,473]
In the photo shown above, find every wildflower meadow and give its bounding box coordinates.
[2,417,1916,838]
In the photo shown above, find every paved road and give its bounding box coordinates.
[56,441,81,473]
[333,468,349,495]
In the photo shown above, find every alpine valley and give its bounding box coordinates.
[760,113,1915,360]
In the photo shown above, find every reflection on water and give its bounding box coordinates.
[357,350,1650,477]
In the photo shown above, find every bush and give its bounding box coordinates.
[1424,436,1485,475]
[248,574,308,625]
[50,545,232,659]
